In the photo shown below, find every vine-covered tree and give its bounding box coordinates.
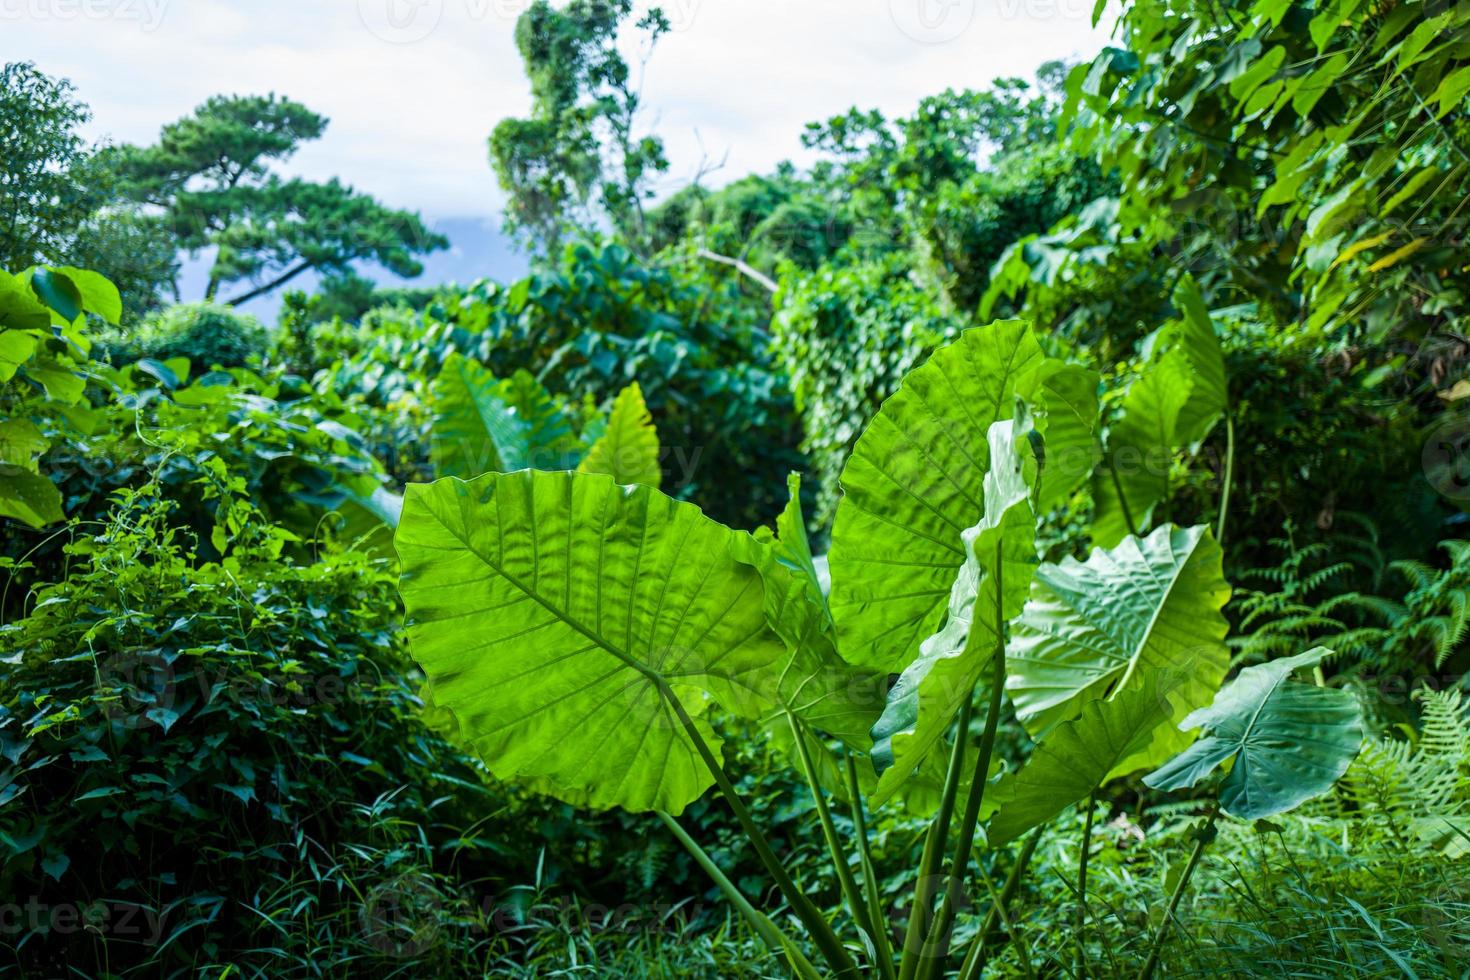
[107,94,446,304]
[490,0,670,258]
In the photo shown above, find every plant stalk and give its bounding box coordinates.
[1137,809,1218,980]
[1076,794,1096,978]
[656,681,861,978]
[1108,458,1141,539]
[955,825,1044,980]
[1216,412,1235,548]
[844,751,898,980]
[897,694,975,980]
[656,810,824,980]
[917,547,1009,979]
[787,713,888,977]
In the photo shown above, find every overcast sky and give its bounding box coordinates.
[4,0,1112,223]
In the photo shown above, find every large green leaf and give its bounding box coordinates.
[984,679,1172,845]
[868,420,1038,806]
[578,382,662,487]
[732,474,888,794]
[395,469,785,813]
[430,357,583,479]
[1166,276,1227,447]
[430,353,532,478]
[1091,281,1226,548]
[0,463,64,528]
[829,320,1048,672]
[1032,361,1101,514]
[1006,523,1231,776]
[1144,647,1365,819]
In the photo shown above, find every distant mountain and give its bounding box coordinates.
[174,216,530,320]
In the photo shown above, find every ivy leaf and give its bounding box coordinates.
[396,469,786,813]
[829,320,1048,672]
[1144,648,1365,819]
[578,381,661,487]
[868,419,1038,805]
[1007,523,1231,777]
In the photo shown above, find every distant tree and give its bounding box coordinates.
[490,0,670,258]
[0,62,100,269]
[1,62,177,314]
[109,94,447,304]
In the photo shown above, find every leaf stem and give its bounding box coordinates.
[1137,808,1218,980]
[918,546,1009,978]
[1216,413,1235,549]
[955,825,1044,980]
[655,810,824,980]
[1108,458,1141,539]
[844,751,898,980]
[1076,793,1096,978]
[787,713,887,976]
[897,694,975,980]
[656,681,860,978]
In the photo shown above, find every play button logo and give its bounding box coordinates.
[359,0,444,43]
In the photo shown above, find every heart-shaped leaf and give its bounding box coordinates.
[1144,647,1365,819]
[1007,523,1231,776]
[868,419,1038,806]
[828,320,1048,672]
[396,469,785,813]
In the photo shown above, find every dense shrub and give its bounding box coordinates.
[102,301,269,369]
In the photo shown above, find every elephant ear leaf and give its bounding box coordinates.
[1032,360,1100,514]
[578,381,661,487]
[431,353,530,477]
[829,320,1048,672]
[984,678,1174,845]
[1007,523,1231,777]
[1092,277,1226,548]
[732,474,887,795]
[868,419,1038,806]
[431,357,581,477]
[395,469,786,814]
[1144,647,1365,819]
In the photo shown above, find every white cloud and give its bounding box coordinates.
[1,0,1110,221]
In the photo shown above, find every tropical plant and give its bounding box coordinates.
[392,318,1367,978]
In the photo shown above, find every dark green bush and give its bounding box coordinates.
[103,301,269,369]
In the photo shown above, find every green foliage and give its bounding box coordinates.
[104,301,269,369]
[578,380,661,487]
[1345,688,1470,857]
[770,256,962,523]
[0,63,101,272]
[0,263,119,528]
[0,479,489,972]
[1144,647,1364,819]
